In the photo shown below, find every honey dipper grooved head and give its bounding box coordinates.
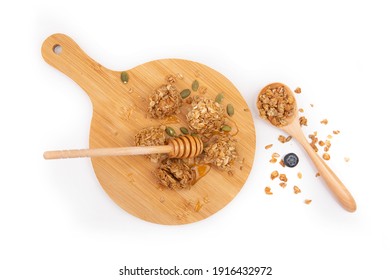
[168,135,203,158]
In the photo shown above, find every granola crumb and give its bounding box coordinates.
[269,157,278,163]
[293,185,301,194]
[278,135,286,143]
[279,182,287,188]
[294,87,301,94]
[333,130,340,135]
[279,174,288,182]
[265,186,273,195]
[299,116,308,126]
[299,108,304,113]
[176,73,184,80]
[320,119,328,125]
[323,153,330,160]
[272,153,280,158]
[315,172,321,177]
[344,157,350,162]
[194,200,203,212]
[279,159,286,167]
[327,134,333,139]
[297,172,302,179]
[304,199,312,205]
[165,74,176,84]
[271,170,279,180]
[265,144,273,150]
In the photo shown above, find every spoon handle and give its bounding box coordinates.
[300,138,357,212]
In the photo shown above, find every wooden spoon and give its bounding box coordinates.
[43,135,203,159]
[258,82,356,212]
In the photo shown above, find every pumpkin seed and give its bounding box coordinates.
[221,125,232,132]
[192,80,199,91]
[215,93,224,104]
[120,71,129,84]
[165,126,176,137]
[180,89,191,99]
[226,104,234,116]
[180,127,189,135]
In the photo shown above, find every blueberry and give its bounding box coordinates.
[284,153,299,168]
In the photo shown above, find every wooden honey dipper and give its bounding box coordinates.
[44,135,203,160]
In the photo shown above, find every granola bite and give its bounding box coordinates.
[257,84,296,127]
[186,96,225,138]
[203,134,237,171]
[135,126,166,163]
[155,158,194,189]
[148,84,182,119]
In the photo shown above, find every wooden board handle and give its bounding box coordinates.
[41,33,110,99]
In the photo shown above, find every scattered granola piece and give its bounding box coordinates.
[327,134,333,139]
[265,144,273,150]
[333,130,340,135]
[297,172,302,179]
[319,140,325,146]
[308,133,319,152]
[299,116,308,126]
[323,153,330,160]
[257,84,296,127]
[279,159,286,167]
[194,200,203,212]
[271,170,279,180]
[299,108,304,113]
[304,199,312,205]
[278,135,286,143]
[293,185,301,194]
[269,157,278,163]
[344,157,350,162]
[315,172,321,177]
[279,182,287,188]
[265,187,273,195]
[272,153,280,158]
[294,87,301,93]
[279,174,288,182]
[320,119,328,125]
[285,135,292,142]
[165,74,176,84]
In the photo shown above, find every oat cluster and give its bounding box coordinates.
[186,96,225,139]
[134,126,166,163]
[203,134,237,170]
[257,85,296,127]
[148,84,182,119]
[155,158,194,189]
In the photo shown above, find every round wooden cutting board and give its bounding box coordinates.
[42,34,256,225]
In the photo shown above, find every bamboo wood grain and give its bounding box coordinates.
[42,34,256,224]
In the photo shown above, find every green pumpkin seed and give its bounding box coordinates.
[120,71,129,84]
[180,127,189,135]
[221,125,232,132]
[192,80,199,91]
[226,104,234,116]
[180,89,191,99]
[215,93,224,104]
[165,127,176,137]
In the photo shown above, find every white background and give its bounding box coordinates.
[1,0,389,279]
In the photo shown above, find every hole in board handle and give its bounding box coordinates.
[53,44,62,55]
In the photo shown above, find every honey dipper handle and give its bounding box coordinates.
[43,145,172,160]
[300,138,357,212]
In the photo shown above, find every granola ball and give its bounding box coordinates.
[203,134,237,171]
[155,158,194,189]
[186,96,225,138]
[148,84,182,119]
[135,126,166,163]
